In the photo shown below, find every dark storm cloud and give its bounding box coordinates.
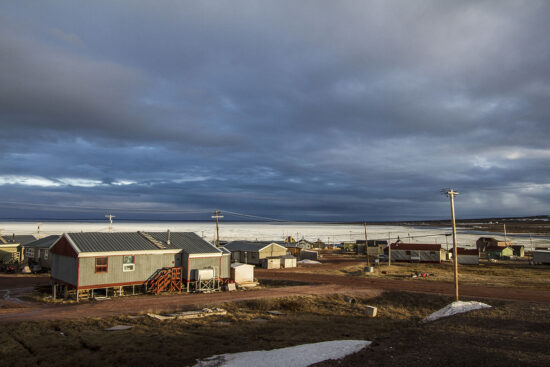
[0,1,549,221]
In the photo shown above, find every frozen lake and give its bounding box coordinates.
[1,221,548,250]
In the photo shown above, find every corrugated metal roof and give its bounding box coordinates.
[0,235,37,245]
[390,243,442,251]
[25,235,60,249]
[66,232,223,254]
[225,241,284,252]
[146,232,221,254]
[67,232,159,253]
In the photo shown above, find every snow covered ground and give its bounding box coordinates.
[193,340,371,367]
[423,301,492,323]
[0,221,547,249]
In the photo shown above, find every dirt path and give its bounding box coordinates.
[0,284,381,323]
[256,268,550,302]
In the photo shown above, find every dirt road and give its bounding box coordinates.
[0,284,380,323]
[256,268,550,302]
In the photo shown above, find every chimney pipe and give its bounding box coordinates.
[167,229,171,245]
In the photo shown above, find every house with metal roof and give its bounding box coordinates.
[485,246,514,260]
[454,248,479,265]
[24,235,60,270]
[0,234,36,264]
[50,231,229,300]
[224,241,288,265]
[385,242,446,263]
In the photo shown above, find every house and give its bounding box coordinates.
[356,240,388,256]
[533,249,550,264]
[511,245,525,257]
[385,243,446,263]
[23,235,60,270]
[341,241,356,252]
[224,241,288,266]
[284,244,302,257]
[485,246,514,260]
[0,234,36,264]
[476,237,513,252]
[295,239,315,250]
[454,248,479,265]
[313,239,325,249]
[50,231,229,299]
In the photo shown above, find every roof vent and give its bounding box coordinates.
[138,231,167,249]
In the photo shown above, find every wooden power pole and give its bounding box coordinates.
[212,210,223,247]
[388,232,391,267]
[364,223,369,266]
[443,188,460,301]
[105,214,115,232]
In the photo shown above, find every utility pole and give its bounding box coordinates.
[503,223,508,244]
[364,223,369,266]
[529,233,534,250]
[388,232,391,267]
[212,210,223,247]
[105,214,115,233]
[443,188,460,301]
[36,222,42,239]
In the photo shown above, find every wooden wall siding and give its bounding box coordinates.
[51,254,78,286]
[78,253,176,287]
[221,254,231,278]
[0,246,19,263]
[51,237,78,258]
[187,256,223,281]
[390,249,443,263]
[259,244,287,259]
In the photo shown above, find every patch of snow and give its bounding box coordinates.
[423,301,491,323]
[104,325,133,331]
[194,340,370,367]
[298,259,321,264]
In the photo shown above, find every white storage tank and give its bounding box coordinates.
[194,268,215,280]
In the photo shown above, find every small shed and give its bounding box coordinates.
[261,257,281,269]
[455,248,479,265]
[230,263,255,283]
[281,255,297,268]
[533,249,550,264]
[511,245,525,257]
[300,249,319,261]
[486,246,514,260]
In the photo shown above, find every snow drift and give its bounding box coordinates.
[423,301,491,323]
[193,340,371,367]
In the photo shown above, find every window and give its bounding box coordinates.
[406,250,411,255]
[25,248,34,257]
[430,251,436,255]
[95,257,108,273]
[123,255,135,272]
[43,250,49,260]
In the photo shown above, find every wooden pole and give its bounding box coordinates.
[364,223,370,266]
[388,232,391,267]
[448,189,460,301]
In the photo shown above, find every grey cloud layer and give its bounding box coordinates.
[0,1,549,220]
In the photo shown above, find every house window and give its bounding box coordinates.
[43,250,49,260]
[123,255,135,272]
[25,248,34,257]
[406,250,411,255]
[95,257,108,273]
[430,251,436,255]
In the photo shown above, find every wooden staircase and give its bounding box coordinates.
[148,267,183,294]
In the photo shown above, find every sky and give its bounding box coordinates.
[0,1,549,222]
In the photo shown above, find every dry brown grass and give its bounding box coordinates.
[299,259,550,290]
[1,291,549,366]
